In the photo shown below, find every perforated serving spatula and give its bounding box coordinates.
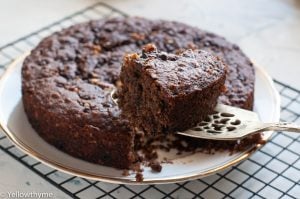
[177,104,300,140]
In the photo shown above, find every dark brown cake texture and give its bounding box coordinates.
[119,44,227,134]
[22,17,259,170]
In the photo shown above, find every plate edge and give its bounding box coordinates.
[0,53,281,185]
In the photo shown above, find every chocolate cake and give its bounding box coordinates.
[119,44,227,134]
[22,17,259,170]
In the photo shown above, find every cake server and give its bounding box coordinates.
[111,90,300,140]
[177,104,300,140]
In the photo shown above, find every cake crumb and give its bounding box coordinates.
[131,163,143,172]
[122,170,129,176]
[149,161,162,172]
[142,43,157,53]
[135,172,144,182]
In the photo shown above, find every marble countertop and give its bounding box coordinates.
[0,0,299,197]
[1,0,299,89]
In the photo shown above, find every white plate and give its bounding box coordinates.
[0,54,280,184]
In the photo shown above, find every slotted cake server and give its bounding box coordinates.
[177,104,300,140]
[111,90,300,140]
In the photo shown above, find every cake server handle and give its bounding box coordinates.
[261,122,300,133]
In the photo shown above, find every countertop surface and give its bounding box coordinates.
[0,0,299,198]
[1,0,300,89]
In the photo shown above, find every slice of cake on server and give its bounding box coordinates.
[118,44,227,135]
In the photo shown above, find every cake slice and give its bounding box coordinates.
[119,44,227,135]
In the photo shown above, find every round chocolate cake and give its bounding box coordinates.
[22,17,258,169]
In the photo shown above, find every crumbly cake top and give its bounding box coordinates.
[125,44,227,96]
